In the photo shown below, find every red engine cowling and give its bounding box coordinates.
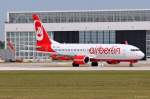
[107,60,120,64]
[73,55,89,64]
[51,55,72,60]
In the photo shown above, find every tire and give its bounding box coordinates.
[91,62,98,67]
[72,62,79,67]
[129,63,133,67]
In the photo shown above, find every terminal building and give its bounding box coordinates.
[5,9,150,60]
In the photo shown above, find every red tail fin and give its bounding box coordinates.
[7,38,15,53]
[32,14,55,52]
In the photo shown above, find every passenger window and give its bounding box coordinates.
[131,49,140,51]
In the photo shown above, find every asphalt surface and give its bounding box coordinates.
[0,61,150,71]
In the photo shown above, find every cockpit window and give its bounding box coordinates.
[130,49,140,51]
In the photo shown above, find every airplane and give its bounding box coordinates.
[7,38,15,53]
[32,14,145,67]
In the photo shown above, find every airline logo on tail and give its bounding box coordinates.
[34,20,44,41]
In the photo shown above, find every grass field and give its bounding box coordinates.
[0,71,150,99]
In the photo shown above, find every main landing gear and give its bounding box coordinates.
[72,61,99,67]
[72,62,99,67]
[72,62,79,67]
[129,62,133,67]
[91,62,98,67]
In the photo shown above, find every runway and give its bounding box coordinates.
[0,61,150,71]
[1,66,150,71]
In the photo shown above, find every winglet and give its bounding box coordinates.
[124,41,128,45]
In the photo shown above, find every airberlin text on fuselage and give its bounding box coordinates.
[89,46,121,55]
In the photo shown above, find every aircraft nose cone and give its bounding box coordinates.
[140,52,145,59]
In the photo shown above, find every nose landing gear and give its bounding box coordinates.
[129,62,133,67]
[91,62,98,67]
[129,60,138,67]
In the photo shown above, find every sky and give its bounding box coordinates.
[0,0,150,41]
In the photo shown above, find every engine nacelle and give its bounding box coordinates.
[107,60,120,64]
[51,55,72,60]
[73,55,89,64]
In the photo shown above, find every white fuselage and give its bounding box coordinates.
[52,43,144,60]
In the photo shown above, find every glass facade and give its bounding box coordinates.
[146,31,150,57]
[79,31,115,44]
[6,32,53,59]
[8,10,150,23]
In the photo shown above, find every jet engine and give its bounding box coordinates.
[73,55,89,64]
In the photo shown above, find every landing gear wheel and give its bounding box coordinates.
[91,62,98,67]
[72,62,79,67]
[129,62,133,67]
